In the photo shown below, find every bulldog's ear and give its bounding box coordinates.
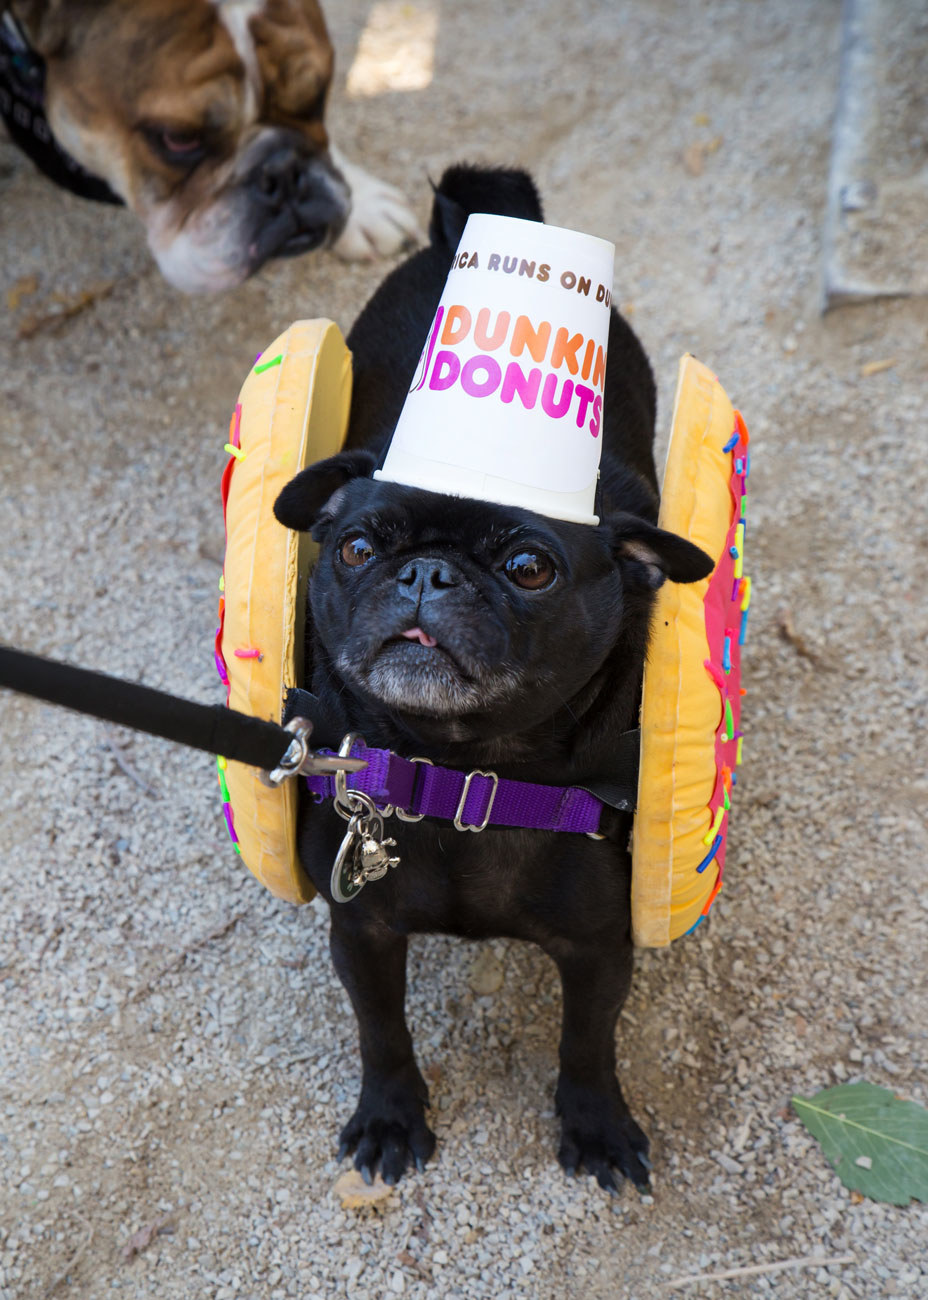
[273,450,376,532]
[609,513,714,590]
[13,0,83,55]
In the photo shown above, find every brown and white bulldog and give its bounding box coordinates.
[3,0,419,291]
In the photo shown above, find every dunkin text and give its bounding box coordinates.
[415,302,607,437]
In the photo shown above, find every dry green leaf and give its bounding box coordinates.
[793,1081,928,1206]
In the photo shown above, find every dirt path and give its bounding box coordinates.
[1,2,926,1297]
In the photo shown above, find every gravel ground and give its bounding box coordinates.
[2,1,927,1298]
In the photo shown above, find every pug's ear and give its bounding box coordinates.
[609,513,714,590]
[273,450,376,532]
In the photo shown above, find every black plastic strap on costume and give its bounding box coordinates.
[0,645,292,771]
[577,728,641,814]
[283,687,347,750]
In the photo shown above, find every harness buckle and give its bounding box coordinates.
[454,768,499,833]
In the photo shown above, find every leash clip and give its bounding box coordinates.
[261,718,368,787]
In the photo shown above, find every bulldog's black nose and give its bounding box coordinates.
[396,558,460,603]
[256,146,313,207]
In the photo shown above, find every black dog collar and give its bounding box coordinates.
[0,12,123,205]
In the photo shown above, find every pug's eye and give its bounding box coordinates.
[503,550,556,591]
[340,535,375,568]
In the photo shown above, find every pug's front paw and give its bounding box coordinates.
[338,1072,436,1185]
[555,1077,651,1194]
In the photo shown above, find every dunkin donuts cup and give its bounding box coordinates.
[374,213,616,525]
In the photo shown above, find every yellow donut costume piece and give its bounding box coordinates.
[215,321,352,903]
[632,355,750,946]
[216,336,750,943]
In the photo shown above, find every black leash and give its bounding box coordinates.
[0,645,353,774]
[0,645,637,813]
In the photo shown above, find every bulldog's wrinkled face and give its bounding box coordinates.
[274,454,714,737]
[25,0,348,290]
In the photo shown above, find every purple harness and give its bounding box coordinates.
[304,740,607,835]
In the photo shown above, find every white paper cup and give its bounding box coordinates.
[375,212,615,525]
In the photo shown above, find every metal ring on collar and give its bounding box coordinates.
[334,733,364,819]
[395,756,434,822]
[332,732,394,820]
[335,787,380,824]
[454,769,499,833]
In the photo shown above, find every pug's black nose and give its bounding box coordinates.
[396,558,460,603]
[255,147,313,207]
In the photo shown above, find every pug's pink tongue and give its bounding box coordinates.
[402,627,437,648]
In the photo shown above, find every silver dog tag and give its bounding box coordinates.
[331,822,365,903]
[330,806,400,903]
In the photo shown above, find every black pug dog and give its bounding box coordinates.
[273,165,713,1193]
